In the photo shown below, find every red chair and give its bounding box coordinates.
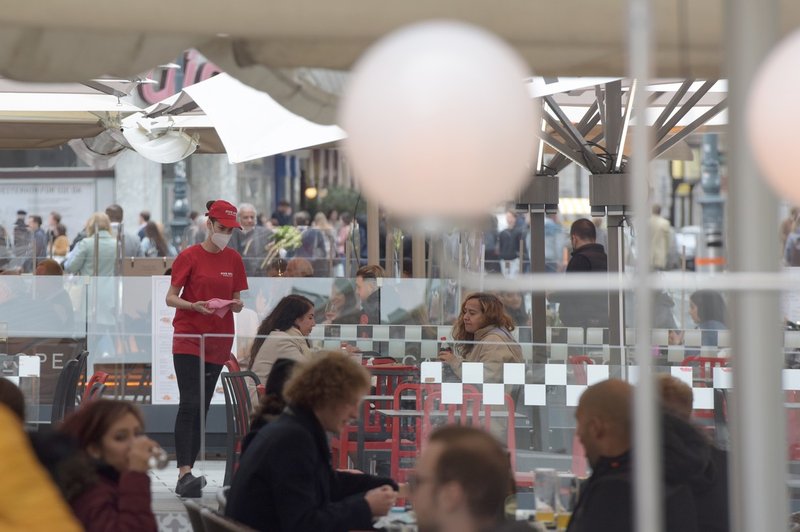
[82,371,110,403]
[420,390,517,469]
[331,370,421,471]
[681,356,728,435]
[681,355,727,383]
[568,355,594,385]
[225,353,242,373]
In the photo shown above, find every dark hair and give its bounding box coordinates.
[58,399,144,452]
[340,212,353,225]
[50,211,62,223]
[55,223,67,237]
[250,358,298,426]
[248,295,314,370]
[283,351,370,410]
[206,200,218,224]
[30,215,43,227]
[428,426,513,524]
[356,264,384,279]
[144,221,170,257]
[140,210,151,222]
[570,218,596,242]
[690,290,728,326]
[266,258,288,277]
[189,211,199,221]
[104,204,123,223]
[0,377,25,421]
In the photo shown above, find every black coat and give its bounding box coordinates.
[225,406,397,532]
[567,412,726,532]
[551,243,609,327]
[565,451,699,532]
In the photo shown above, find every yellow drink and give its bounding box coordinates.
[535,509,555,524]
[556,512,571,530]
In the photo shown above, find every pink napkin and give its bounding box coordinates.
[206,298,236,318]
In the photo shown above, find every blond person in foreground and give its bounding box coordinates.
[0,403,82,531]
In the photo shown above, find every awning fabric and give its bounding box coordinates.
[1,0,799,123]
[181,73,346,163]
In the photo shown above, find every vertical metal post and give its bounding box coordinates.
[367,201,380,267]
[385,219,396,276]
[726,1,784,532]
[698,134,725,272]
[412,229,426,278]
[529,207,548,359]
[606,214,626,367]
[628,2,660,532]
[170,160,190,250]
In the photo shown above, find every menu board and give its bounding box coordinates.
[151,276,225,405]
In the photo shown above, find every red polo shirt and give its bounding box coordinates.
[170,244,248,364]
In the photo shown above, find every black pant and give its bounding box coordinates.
[173,354,224,468]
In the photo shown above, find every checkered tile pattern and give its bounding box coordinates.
[417,361,800,410]
[306,325,800,410]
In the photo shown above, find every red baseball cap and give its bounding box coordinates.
[206,200,242,229]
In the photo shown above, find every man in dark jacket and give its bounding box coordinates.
[567,379,700,532]
[549,218,609,328]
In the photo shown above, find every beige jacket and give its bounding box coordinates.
[448,325,524,383]
[248,327,312,403]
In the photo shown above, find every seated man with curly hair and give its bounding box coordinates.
[225,351,399,532]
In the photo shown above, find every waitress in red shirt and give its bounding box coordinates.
[166,199,248,497]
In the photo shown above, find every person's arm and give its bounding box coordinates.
[63,240,87,274]
[230,291,244,313]
[268,430,380,531]
[332,470,398,499]
[165,285,214,315]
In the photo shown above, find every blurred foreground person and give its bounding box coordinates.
[226,351,398,531]
[411,425,528,532]
[0,403,82,531]
[59,399,160,532]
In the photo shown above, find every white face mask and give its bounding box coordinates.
[210,228,232,249]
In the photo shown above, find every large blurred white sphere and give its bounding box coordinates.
[339,20,538,218]
[748,30,800,205]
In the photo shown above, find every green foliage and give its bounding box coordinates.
[314,187,365,216]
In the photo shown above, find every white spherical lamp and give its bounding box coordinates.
[748,30,800,205]
[339,20,538,218]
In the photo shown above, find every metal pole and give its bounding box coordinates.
[628,2,660,532]
[530,206,547,357]
[698,134,725,273]
[606,214,626,367]
[412,229,425,278]
[725,1,785,532]
[367,201,380,267]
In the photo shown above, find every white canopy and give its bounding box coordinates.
[1,1,799,123]
[181,74,345,163]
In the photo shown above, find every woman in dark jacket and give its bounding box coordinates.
[58,399,160,532]
[226,351,399,532]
